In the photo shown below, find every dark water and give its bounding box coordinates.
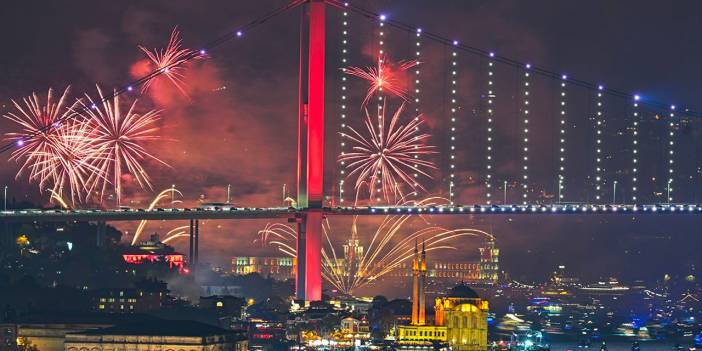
[549,341,688,351]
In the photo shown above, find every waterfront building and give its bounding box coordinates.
[122,234,185,271]
[479,240,500,283]
[230,256,296,280]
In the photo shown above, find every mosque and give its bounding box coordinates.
[396,242,489,350]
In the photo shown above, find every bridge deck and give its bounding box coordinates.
[0,204,701,222]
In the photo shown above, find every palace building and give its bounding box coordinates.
[396,243,490,351]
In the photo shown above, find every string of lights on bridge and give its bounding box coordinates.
[325,0,693,205]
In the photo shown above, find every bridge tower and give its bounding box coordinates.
[296,0,325,301]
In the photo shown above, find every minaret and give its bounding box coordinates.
[411,240,419,325]
[343,217,364,278]
[418,241,427,325]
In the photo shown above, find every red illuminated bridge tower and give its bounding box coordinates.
[296,0,325,301]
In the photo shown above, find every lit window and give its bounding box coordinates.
[98,304,105,310]
[216,301,224,308]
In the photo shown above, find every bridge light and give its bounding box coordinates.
[520,65,531,204]
[379,14,387,21]
[489,52,495,58]
[127,86,133,92]
[452,40,459,46]
[416,28,422,33]
[199,49,206,55]
[561,74,568,80]
[485,53,496,204]
[667,108,676,202]
[634,94,640,101]
[448,45,460,205]
[597,84,604,91]
[236,31,243,37]
[16,140,24,147]
[337,9,350,203]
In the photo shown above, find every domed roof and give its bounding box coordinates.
[449,284,480,299]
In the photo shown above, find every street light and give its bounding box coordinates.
[612,180,617,204]
[171,184,176,206]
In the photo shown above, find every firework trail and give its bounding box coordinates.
[161,225,191,244]
[3,87,105,204]
[131,188,182,245]
[340,102,436,203]
[259,197,494,295]
[76,85,166,206]
[139,27,197,97]
[48,189,70,209]
[343,55,419,107]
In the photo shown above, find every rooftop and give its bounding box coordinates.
[73,319,241,337]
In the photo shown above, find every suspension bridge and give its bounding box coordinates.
[2,0,702,301]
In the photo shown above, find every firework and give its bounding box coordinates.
[139,27,197,96]
[48,189,70,209]
[3,88,103,203]
[259,197,494,295]
[77,85,166,205]
[343,55,419,107]
[161,225,190,244]
[131,188,182,245]
[340,102,436,203]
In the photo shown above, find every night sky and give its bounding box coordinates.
[1,1,701,291]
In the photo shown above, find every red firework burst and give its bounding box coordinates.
[138,27,196,97]
[343,55,419,107]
